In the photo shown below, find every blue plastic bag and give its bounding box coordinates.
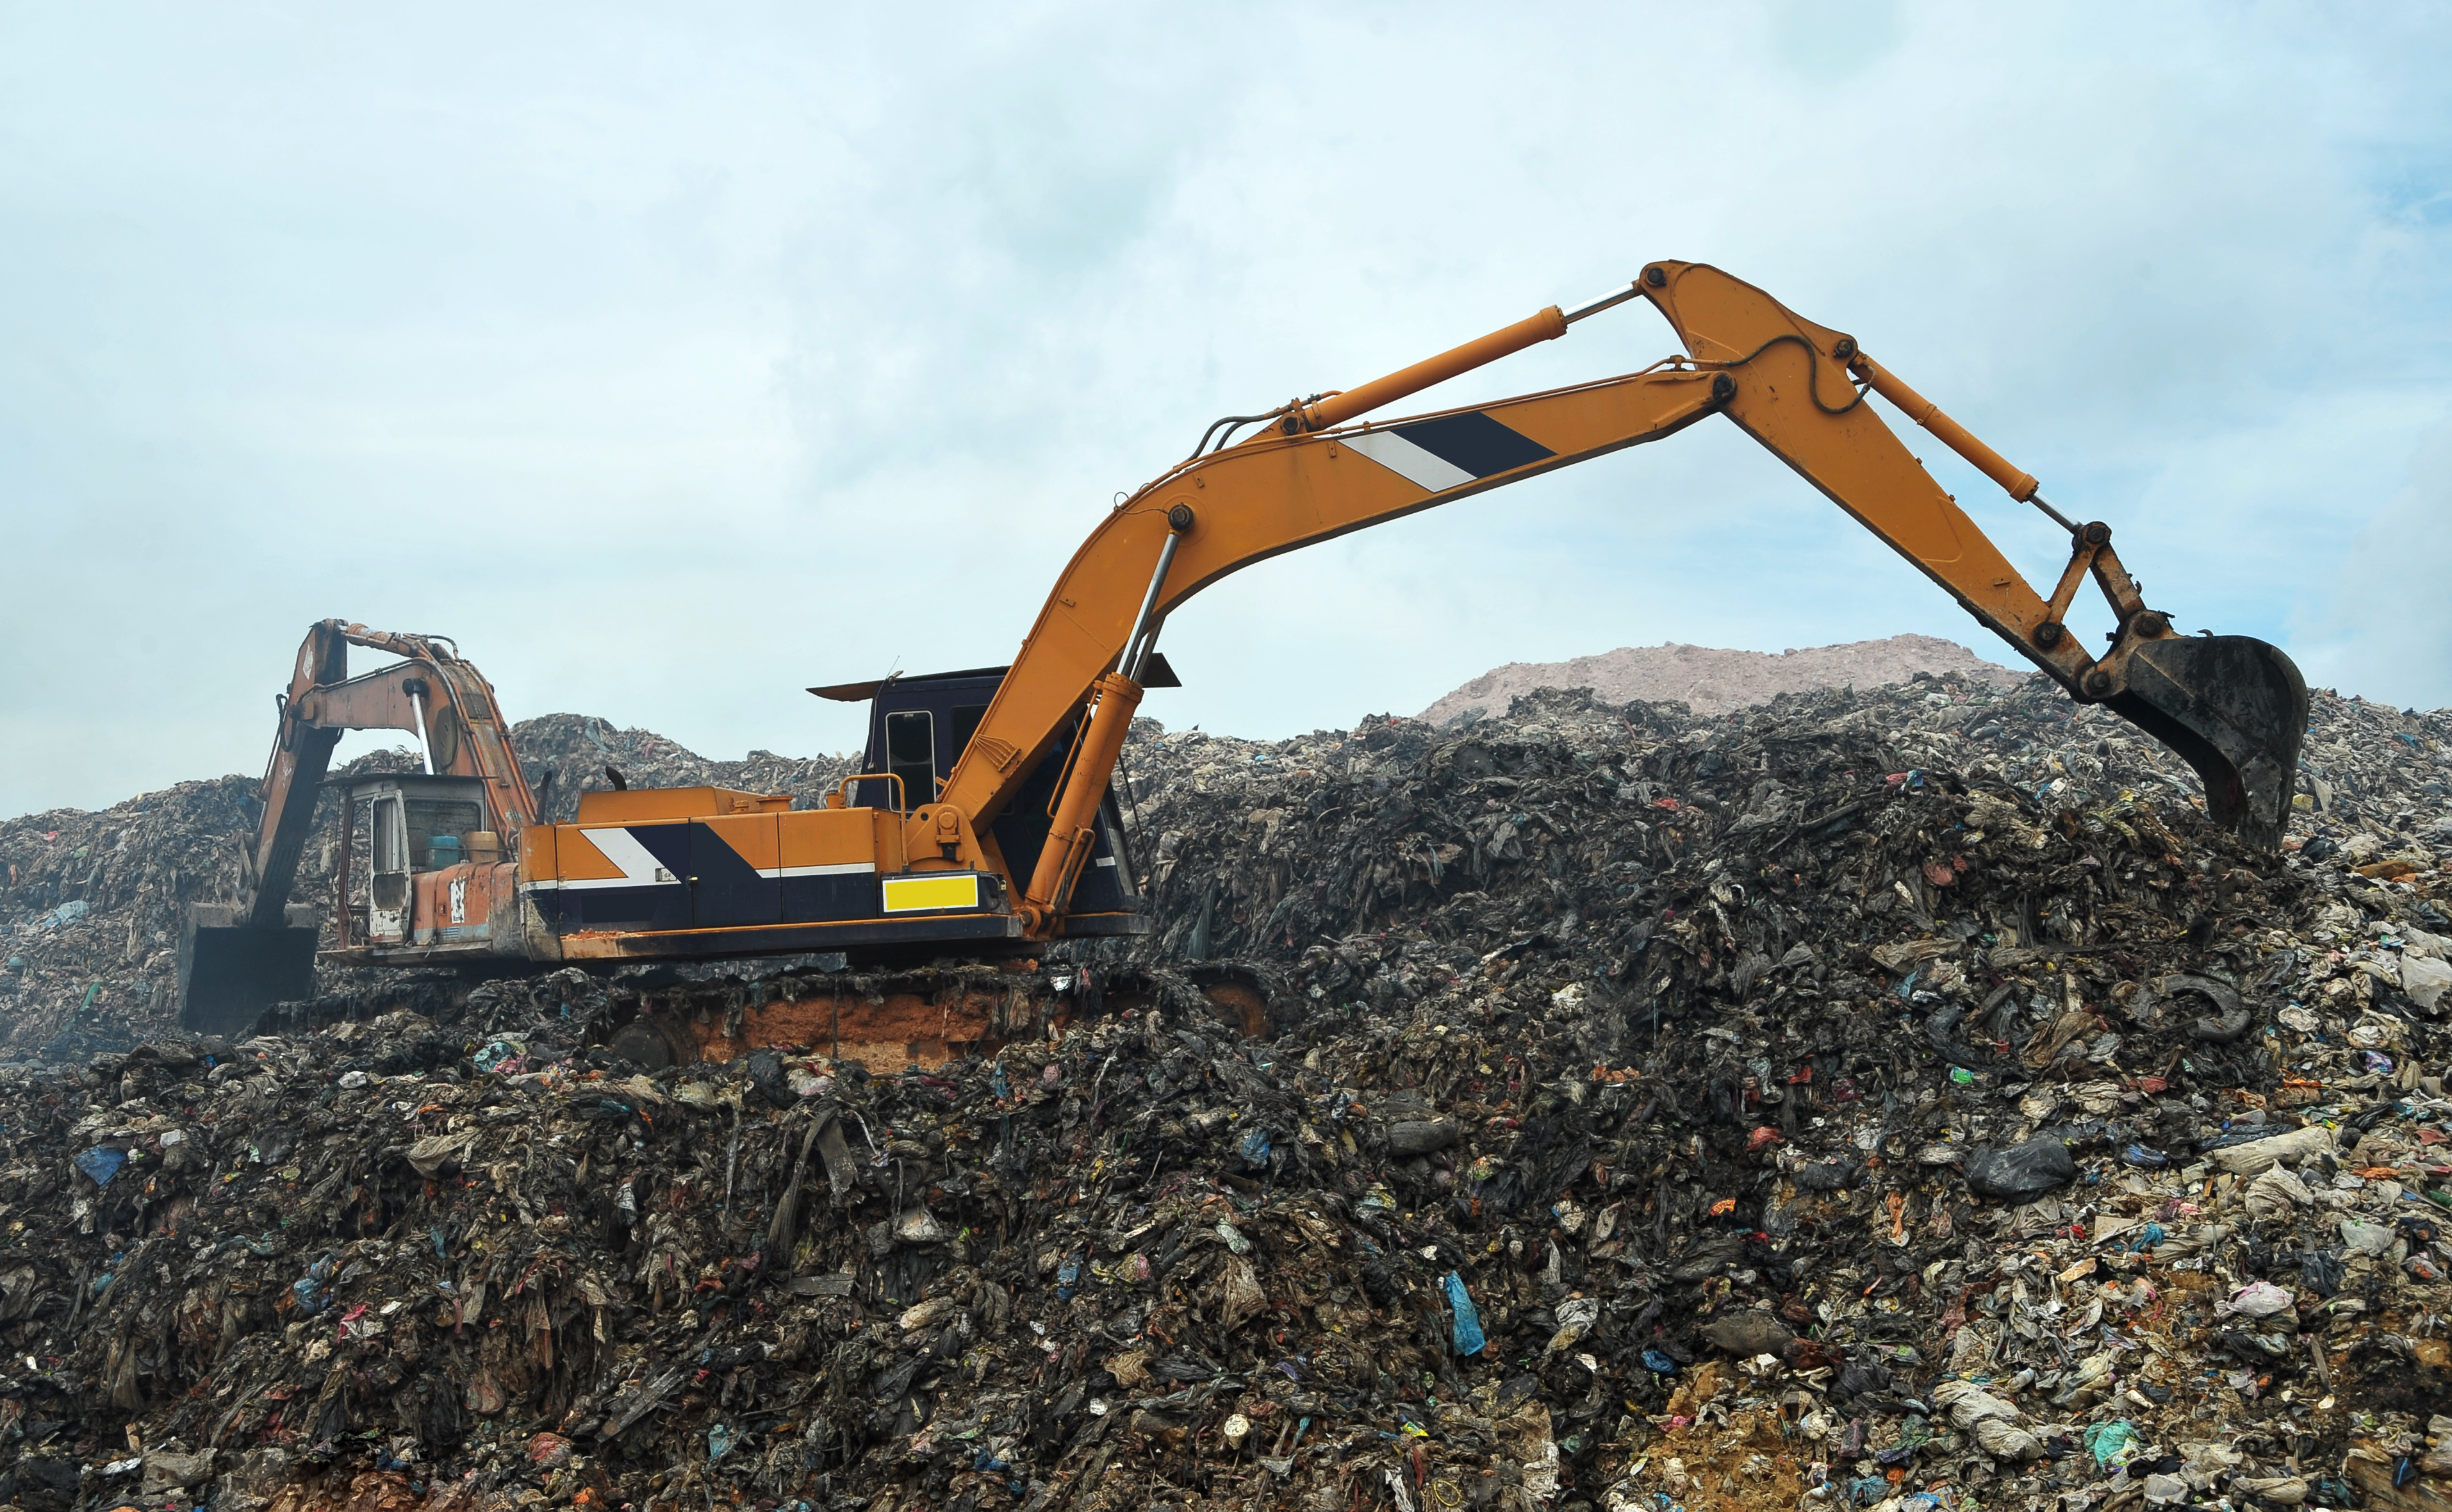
[2084,1420,2139,1466]
[1443,1271,1485,1355]
[1238,1127,1272,1169]
[292,1253,339,1316]
[74,1147,128,1188]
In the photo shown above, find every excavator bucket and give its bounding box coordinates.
[177,905,318,1037]
[2108,635,2309,851]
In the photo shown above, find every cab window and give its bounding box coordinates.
[885,709,935,810]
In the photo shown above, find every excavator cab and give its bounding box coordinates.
[820,663,1158,934]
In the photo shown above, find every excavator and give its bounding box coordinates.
[179,260,2308,1036]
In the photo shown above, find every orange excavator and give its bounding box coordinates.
[181,261,2307,1033]
[177,623,546,1032]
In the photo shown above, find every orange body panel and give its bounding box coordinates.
[407,860,517,947]
[529,806,909,891]
[520,823,558,880]
[777,807,905,871]
[573,787,788,823]
[556,825,643,883]
[700,812,780,873]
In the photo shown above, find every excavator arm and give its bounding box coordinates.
[182,620,541,1028]
[235,620,539,921]
[932,261,2305,933]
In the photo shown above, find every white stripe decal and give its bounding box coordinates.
[529,860,878,890]
[576,826,677,886]
[1344,429,1474,493]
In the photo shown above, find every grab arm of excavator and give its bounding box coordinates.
[939,261,2307,932]
[236,621,539,928]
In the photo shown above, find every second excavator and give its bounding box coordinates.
[183,259,2307,1032]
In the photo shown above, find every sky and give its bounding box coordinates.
[4,2,2449,817]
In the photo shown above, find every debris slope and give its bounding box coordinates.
[2,670,2451,1512]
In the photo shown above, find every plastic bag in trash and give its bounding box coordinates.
[2338,1219,2396,1257]
[1962,1137,2075,1199]
[1444,1271,1485,1355]
[1970,1415,2043,1462]
[291,1253,338,1316]
[2216,1280,2294,1318]
[74,1147,128,1187]
[2403,952,2452,1010]
[2086,1420,2141,1466]
[1932,1379,2021,1429]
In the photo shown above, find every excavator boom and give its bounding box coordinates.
[942,260,2305,935]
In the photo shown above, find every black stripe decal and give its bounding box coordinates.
[1392,411,1556,479]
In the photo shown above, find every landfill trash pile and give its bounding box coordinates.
[1121,671,2451,980]
[0,668,2446,1512]
[509,717,852,826]
[1419,636,2024,725]
[0,721,853,1061]
[0,771,348,1067]
[1082,670,2452,1509]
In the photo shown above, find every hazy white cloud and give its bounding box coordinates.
[3,1,2448,814]
[2303,415,2452,701]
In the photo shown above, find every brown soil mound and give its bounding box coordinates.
[1419,633,2025,723]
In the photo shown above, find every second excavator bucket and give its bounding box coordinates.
[2109,634,2310,851]
[177,904,318,1039]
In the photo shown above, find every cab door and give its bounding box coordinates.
[368,796,411,944]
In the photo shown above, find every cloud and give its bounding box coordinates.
[2,2,2449,815]
[2303,415,2452,705]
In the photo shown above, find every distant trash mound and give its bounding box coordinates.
[1420,633,2026,723]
